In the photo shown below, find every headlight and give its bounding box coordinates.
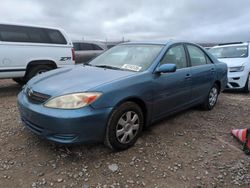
[44,92,102,109]
[229,66,244,72]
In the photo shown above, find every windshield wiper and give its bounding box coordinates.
[83,63,94,66]
[94,65,124,70]
[218,57,229,58]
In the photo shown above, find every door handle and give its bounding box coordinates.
[185,74,191,79]
[210,68,215,72]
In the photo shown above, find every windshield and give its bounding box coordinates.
[89,44,163,72]
[209,45,248,58]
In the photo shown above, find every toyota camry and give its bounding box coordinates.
[18,41,227,150]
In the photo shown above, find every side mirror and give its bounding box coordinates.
[155,64,177,74]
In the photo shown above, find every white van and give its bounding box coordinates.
[210,42,250,92]
[0,23,75,84]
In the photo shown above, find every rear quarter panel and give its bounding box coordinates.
[206,51,228,91]
[215,62,228,91]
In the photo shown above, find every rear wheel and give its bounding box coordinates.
[243,74,250,93]
[105,102,143,151]
[201,84,219,111]
[25,65,53,81]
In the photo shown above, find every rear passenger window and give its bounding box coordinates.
[187,45,207,66]
[28,28,49,43]
[0,24,67,45]
[80,43,94,50]
[0,25,30,42]
[0,30,29,42]
[160,45,187,69]
[45,29,67,44]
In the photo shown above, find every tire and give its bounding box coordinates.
[25,65,53,81]
[104,102,144,151]
[12,77,26,85]
[243,74,250,93]
[201,84,219,111]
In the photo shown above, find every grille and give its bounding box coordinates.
[26,87,51,104]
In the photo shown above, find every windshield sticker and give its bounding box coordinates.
[122,64,142,72]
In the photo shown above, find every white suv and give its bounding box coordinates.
[210,42,250,92]
[0,23,75,84]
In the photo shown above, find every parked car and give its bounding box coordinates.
[209,42,250,92]
[73,41,107,64]
[18,41,227,150]
[0,23,75,84]
[106,41,124,49]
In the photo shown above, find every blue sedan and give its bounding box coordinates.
[18,41,227,150]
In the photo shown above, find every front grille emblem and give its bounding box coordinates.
[26,87,51,104]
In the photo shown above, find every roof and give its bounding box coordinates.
[0,22,62,31]
[198,43,218,48]
[72,40,106,44]
[120,40,205,48]
[122,40,173,45]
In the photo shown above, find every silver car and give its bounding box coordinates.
[73,41,107,64]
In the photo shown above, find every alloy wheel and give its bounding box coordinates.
[209,87,218,107]
[116,111,140,144]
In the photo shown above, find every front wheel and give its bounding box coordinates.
[201,84,219,111]
[104,102,143,151]
[243,74,250,93]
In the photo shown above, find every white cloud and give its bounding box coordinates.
[1,0,250,42]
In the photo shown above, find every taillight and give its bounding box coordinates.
[71,48,76,62]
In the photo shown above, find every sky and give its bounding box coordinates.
[1,0,250,43]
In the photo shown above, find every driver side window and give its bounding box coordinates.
[160,45,187,69]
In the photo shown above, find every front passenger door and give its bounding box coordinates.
[153,44,192,119]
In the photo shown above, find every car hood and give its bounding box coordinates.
[27,65,135,96]
[218,58,247,67]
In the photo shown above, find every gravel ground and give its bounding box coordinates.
[0,79,250,188]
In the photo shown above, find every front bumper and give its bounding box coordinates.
[17,91,113,144]
[226,71,248,89]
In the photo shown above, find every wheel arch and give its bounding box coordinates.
[25,60,57,75]
[115,97,149,127]
[214,80,221,93]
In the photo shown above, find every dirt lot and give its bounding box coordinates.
[0,79,250,188]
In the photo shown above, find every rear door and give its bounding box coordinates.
[152,44,192,119]
[185,44,216,103]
